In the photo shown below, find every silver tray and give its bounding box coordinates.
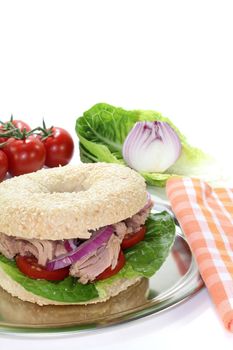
[0,198,204,334]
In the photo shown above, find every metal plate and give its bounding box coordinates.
[0,198,204,335]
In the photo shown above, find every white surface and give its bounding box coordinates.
[0,0,233,348]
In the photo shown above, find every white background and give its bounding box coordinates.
[0,0,233,349]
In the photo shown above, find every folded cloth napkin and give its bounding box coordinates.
[166,177,233,332]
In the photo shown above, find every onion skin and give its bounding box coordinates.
[122,121,182,173]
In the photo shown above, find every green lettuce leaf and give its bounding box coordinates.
[0,254,98,302]
[76,103,213,187]
[95,211,175,298]
[0,212,175,303]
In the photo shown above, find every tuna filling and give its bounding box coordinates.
[0,201,153,284]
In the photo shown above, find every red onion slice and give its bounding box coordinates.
[64,239,78,252]
[46,226,113,271]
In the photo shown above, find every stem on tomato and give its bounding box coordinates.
[0,141,9,148]
[42,119,46,130]
[39,120,54,140]
[26,127,41,136]
[0,130,17,137]
[0,118,54,140]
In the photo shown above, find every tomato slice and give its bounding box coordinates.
[121,226,146,250]
[95,250,125,281]
[16,255,70,281]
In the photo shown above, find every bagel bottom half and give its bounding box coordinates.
[0,279,149,327]
[0,265,141,305]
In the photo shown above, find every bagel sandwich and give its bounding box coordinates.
[0,163,175,305]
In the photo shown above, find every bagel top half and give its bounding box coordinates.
[0,163,147,240]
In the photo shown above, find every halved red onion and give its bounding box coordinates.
[122,121,181,173]
[46,226,113,271]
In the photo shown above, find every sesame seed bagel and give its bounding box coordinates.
[0,162,147,240]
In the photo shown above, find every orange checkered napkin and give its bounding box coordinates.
[166,177,233,332]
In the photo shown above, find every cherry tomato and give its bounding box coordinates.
[95,250,125,281]
[12,120,31,132]
[0,119,31,141]
[121,226,146,250]
[0,125,8,144]
[42,127,74,167]
[4,136,46,176]
[0,150,8,181]
[16,255,70,281]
